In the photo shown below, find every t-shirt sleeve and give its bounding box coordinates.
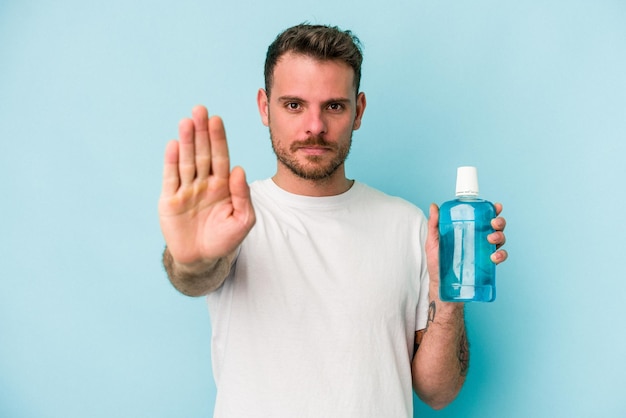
[415,212,431,331]
[415,269,430,331]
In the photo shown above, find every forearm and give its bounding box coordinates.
[162,246,236,296]
[412,286,468,410]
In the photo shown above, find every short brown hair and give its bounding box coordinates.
[264,23,363,98]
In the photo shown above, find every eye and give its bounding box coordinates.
[327,103,344,112]
[286,102,301,111]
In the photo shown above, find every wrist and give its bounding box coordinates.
[430,285,465,314]
[166,246,238,276]
[163,247,217,276]
[163,247,239,296]
[173,257,220,275]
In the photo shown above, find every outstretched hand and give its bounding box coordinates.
[158,105,256,270]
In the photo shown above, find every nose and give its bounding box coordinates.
[304,108,327,137]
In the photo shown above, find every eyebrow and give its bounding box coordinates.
[277,95,352,106]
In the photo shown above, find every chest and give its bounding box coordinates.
[235,207,422,325]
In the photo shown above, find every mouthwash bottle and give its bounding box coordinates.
[439,166,496,302]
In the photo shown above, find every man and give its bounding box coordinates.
[158,24,508,417]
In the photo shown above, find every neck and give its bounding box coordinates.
[272,165,354,197]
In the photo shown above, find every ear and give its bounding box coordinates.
[352,92,366,130]
[257,88,269,127]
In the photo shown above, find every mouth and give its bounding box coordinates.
[297,146,332,156]
[291,137,335,155]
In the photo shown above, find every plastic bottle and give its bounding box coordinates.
[439,166,496,302]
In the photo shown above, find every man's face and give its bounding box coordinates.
[258,52,366,182]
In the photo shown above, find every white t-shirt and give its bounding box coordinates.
[207,179,430,418]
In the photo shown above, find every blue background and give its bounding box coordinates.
[2,1,625,417]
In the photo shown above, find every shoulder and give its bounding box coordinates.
[249,179,269,195]
[354,182,426,220]
[249,179,276,204]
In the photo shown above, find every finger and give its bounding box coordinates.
[494,202,503,216]
[192,105,211,180]
[229,166,254,224]
[491,249,508,264]
[488,231,506,248]
[161,140,180,197]
[209,116,230,179]
[491,216,507,232]
[178,118,196,185]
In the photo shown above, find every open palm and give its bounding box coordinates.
[158,106,255,268]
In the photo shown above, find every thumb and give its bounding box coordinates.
[229,166,254,222]
[427,203,440,249]
[426,203,441,278]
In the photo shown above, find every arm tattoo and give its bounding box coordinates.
[162,247,231,296]
[413,301,437,355]
[413,301,470,377]
[427,301,436,328]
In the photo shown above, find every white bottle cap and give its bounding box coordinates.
[455,166,480,197]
